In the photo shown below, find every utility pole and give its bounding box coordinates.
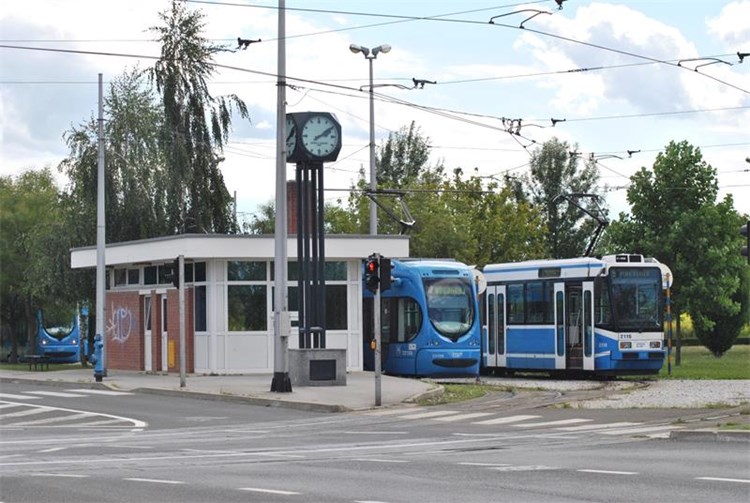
[95,73,107,379]
[178,254,186,388]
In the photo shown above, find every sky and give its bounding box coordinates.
[1,0,749,228]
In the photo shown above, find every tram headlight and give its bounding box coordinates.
[619,341,631,349]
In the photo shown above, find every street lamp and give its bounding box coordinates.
[350,43,391,235]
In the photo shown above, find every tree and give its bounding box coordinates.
[149,0,249,234]
[60,68,169,244]
[523,138,605,258]
[601,140,746,357]
[0,169,77,362]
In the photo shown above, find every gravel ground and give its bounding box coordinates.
[572,379,750,409]
[458,377,750,409]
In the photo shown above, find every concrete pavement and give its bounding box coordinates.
[0,368,440,413]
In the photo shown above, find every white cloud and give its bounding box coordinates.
[707,0,750,47]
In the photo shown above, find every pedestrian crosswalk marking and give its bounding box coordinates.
[472,414,540,425]
[514,418,592,428]
[599,425,681,436]
[399,410,461,420]
[557,422,641,431]
[66,389,133,396]
[27,391,87,398]
[433,412,494,422]
[0,393,42,401]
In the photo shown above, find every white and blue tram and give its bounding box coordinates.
[481,254,672,376]
[363,259,481,377]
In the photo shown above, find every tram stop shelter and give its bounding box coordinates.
[70,233,409,375]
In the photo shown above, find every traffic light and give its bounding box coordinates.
[365,255,380,292]
[379,257,392,292]
[742,221,749,265]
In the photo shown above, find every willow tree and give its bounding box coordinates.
[149,0,249,234]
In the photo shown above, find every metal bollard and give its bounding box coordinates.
[91,334,104,382]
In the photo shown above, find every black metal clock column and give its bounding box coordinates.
[286,112,342,350]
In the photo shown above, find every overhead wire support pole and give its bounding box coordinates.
[96,72,107,380]
[271,0,292,392]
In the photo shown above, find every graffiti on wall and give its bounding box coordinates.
[107,303,136,343]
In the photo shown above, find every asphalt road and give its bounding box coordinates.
[1,381,748,503]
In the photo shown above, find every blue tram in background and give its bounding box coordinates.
[481,254,672,376]
[36,310,81,364]
[363,259,481,377]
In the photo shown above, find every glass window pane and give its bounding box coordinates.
[325,262,347,280]
[228,285,267,331]
[194,262,206,282]
[507,284,524,324]
[127,269,140,285]
[194,286,207,332]
[326,285,347,330]
[228,261,266,281]
[114,268,127,286]
[144,266,157,285]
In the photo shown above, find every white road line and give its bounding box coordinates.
[433,412,494,422]
[459,462,512,467]
[38,447,68,453]
[27,391,87,398]
[0,393,41,400]
[30,473,89,478]
[399,410,461,420]
[125,478,185,485]
[578,469,638,475]
[239,487,301,495]
[514,418,593,428]
[472,414,540,425]
[66,389,133,396]
[696,477,750,484]
[1,408,50,419]
[19,412,96,426]
[353,458,408,463]
[599,425,680,436]
[365,408,426,416]
[557,422,641,431]
[0,403,23,410]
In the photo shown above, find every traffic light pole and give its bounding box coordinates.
[374,270,382,407]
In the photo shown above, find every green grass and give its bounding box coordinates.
[0,362,85,372]
[659,345,750,380]
[417,383,490,406]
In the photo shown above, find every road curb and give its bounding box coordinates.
[669,430,750,443]
[0,376,111,390]
[132,387,350,413]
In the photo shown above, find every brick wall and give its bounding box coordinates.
[106,288,195,373]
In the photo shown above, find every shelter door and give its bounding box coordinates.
[143,296,152,372]
[160,296,168,372]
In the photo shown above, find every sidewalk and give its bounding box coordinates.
[0,368,440,413]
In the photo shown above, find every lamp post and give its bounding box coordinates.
[350,43,391,235]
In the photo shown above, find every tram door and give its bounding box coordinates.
[582,281,595,371]
[565,284,583,370]
[484,285,506,369]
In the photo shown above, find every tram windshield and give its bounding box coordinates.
[424,277,475,341]
[609,267,663,331]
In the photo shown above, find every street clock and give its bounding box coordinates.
[286,112,342,163]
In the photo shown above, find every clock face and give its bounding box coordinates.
[301,115,340,158]
[285,116,296,156]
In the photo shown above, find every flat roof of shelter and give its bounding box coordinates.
[70,233,410,268]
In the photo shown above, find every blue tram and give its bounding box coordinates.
[36,310,81,364]
[363,259,481,377]
[481,254,672,376]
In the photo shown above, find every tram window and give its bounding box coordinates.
[595,280,612,326]
[380,297,422,343]
[526,282,552,323]
[507,284,524,324]
[488,293,495,355]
